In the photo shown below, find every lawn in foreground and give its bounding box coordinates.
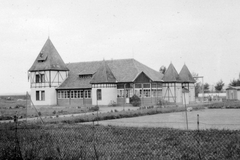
[95,109,240,130]
[1,123,240,160]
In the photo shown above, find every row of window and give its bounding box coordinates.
[117,83,162,89]
[163,83,191,87]
[117,89,162,98]
[92,84,117,88]
[58,90,91,99]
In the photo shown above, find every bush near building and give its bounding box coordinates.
[130,94,141,106]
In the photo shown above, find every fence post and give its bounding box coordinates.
[197,114,199,131]
[14,115,23,160]
[183,92,188,130]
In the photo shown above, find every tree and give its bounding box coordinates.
[159,66,166,74]
[215,80,224,92]
[194,82,201,97]
[192,72,201,97]
[229,79,240,86]
[204,83,210,93]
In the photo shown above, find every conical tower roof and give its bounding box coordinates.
[162,63,181,82]
[179,64,196,83]
[90,60,117,84]
[29,38,69,71]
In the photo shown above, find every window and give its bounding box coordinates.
[88,90,91,98]
[143,84,150,88]
[36,74,45,83]
[135,83,142,88]
[41,91,45,100]
[144,89,150,97]
[70,91,74,98]
[80,90,84,98]
[97,89,102,100]
[36,91,40,100]
[36,91,45,101]
[79,74,92,79]
[117,89,124,97]
[74,91,78,98]
[84,90,91,98]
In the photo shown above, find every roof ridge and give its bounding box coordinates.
[67,58,134,65]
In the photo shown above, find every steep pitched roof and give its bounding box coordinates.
[58,59,163,89]
[179,64,196,83]
[29,38,69,71]
[162,63,181,82]
[90,61,117,84]
[226,86,240,90]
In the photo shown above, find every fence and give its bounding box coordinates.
[1,121,240,160]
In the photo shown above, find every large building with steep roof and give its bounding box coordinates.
[28,38,196,106]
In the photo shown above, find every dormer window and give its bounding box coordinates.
[79,74,92,79]
[37,52,48,62]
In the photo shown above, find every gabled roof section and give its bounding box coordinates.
[134,72,152,83]
[162,63,181,82]
[58,59,163,89]
[90,61,117,84]
[29,38,69,72]
[226,86,240,90]
[179,64,196,83]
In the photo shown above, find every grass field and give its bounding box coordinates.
[95,109,240,130]
[0,96,93,120]
[1,123,240,160]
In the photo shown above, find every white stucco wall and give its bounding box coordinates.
[189,83,195,102]
[30,87,57,106]
[92,87,117,105]
[182,92,189,105]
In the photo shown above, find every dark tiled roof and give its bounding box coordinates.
[226,86,240,90]
[162,63,181,82]
[58,59,163,89]
[91,61,117,84]
[29,38,69,71]
[179,64,196,83]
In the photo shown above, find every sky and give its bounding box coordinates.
[1,0,240,95]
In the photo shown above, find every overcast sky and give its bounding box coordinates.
[1,0,240,95]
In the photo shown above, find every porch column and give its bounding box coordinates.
[150,82,152,105]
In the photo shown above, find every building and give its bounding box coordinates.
[28,38,195,106]
[162,63,195,105]
[226,86,240,100]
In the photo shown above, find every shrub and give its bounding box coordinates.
[89,105,99,112]
[130,94,141,106]
[15,104,25,109]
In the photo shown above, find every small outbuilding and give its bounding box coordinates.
[226,86,240,100]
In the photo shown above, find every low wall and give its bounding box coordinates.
[57,99,92,107]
